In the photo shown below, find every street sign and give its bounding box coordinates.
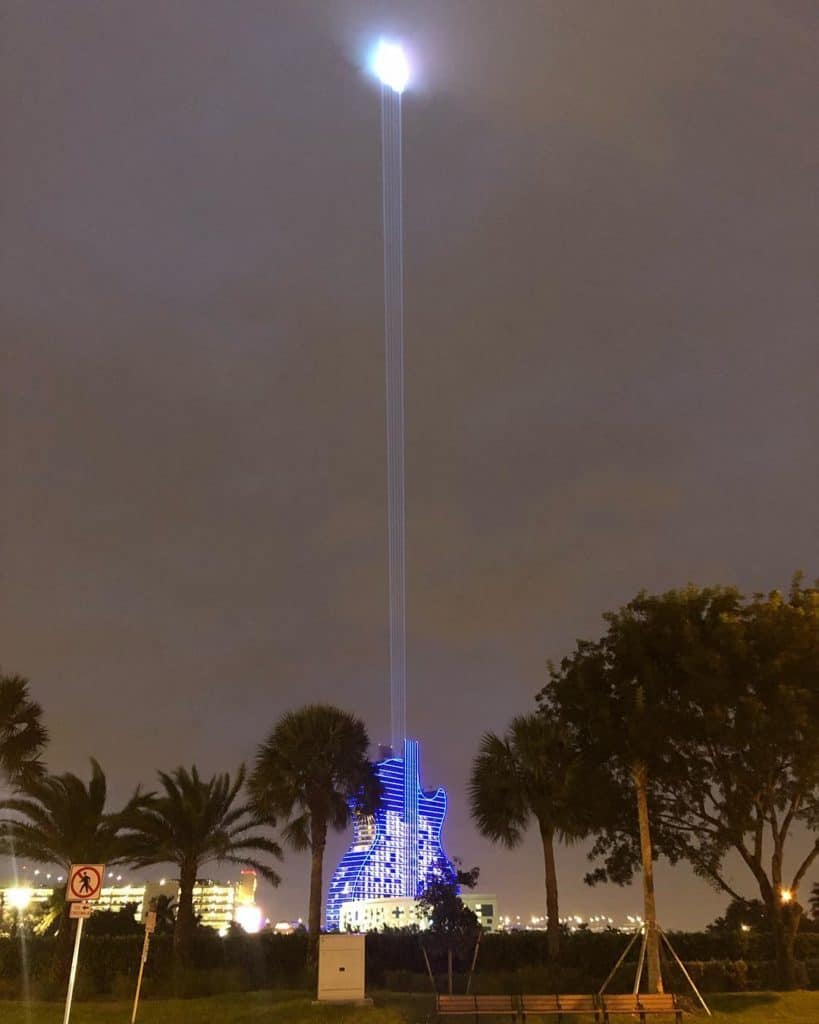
[67,864,105,902]
[131,904,158,1022]
[69,902,92,920]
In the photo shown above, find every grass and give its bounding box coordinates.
[0,990,817,1023]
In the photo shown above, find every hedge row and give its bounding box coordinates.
[0,930,816,999]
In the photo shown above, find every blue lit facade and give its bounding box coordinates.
[326,738,456,931]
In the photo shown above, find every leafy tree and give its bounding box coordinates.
[121,765,281,965]
[0,673,48,785]
[249,704,381,965]
[151,893,178,935]
[417,858,481,994]
[655,578,819,989]
[84,901,143,936]
[540,585,739,992]
[707,897,769,934]
[469,713,592,958]
[0,758,138,979]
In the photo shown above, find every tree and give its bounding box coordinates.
[0,758,137,979]
[540,585,740,992]
[84,902,143,936]
[654,578,819,989]
[469,713,591,958]
[707,897,769,934]
[809,882,819,924]
[0,673,48,785]
[121,765,281,965]
[151,893,178,935]
[249,704,381,965]
[417,859,481,994]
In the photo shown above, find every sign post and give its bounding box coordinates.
[63,864,105,1024]
[131,903,157,1024]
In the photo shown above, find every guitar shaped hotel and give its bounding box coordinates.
[326,44,456,931]
[326,739,454,930]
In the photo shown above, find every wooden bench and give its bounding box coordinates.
[521,994,600,1020]
[600,993,682,1023]
[436,995,519,1020]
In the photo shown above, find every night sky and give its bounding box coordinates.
[2,2,818,929]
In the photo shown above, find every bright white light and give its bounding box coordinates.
[235,904,264,934]
[7,887,33,910]
[372,40,409,93]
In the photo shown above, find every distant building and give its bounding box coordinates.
[0,873,263,935]
[460,893,498,932]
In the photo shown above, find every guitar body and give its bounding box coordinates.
[326,738,455,930]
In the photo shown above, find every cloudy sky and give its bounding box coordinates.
[2,1,818,928]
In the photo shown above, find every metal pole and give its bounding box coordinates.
[62,915,84,1024]
[421,943,437,994]
[659,927,712,1016]
[465,931,482,994]
[131,930,151,1024]
[598,926,643,996]
[633,927,648,995]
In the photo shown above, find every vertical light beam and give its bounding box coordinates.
[379,67,406,751]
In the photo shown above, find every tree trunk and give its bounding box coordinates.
[447,947,453,994]
[174,861,197,967]
[769,899,802,990]
[307,816,327,966]
[540,822,561,959]
[632,761,663,994]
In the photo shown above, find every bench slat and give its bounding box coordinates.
[521,994,599,1018]
[520,995,560,1010]
[436,994,517,1016]
[560,995,599,1012]
[601,992,681,1021]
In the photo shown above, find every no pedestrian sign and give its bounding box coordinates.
[67,864,105,902]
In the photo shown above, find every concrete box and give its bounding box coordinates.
[316,934,366,1002]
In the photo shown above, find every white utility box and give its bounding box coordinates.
[316,934,369,1004]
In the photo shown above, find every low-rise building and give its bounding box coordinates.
[338,892,499,933]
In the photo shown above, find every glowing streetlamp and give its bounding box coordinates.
[780,888,793,904]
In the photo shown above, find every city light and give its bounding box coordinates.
[6,887,33,910]
[234,904,264,934]
[780,888,793,903]
[372,40,410,93]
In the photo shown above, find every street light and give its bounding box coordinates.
[780,888,793,904]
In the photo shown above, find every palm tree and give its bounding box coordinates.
[121,765,281,965]
[0,758,137,979]
[0,673,48,784]
[469,713,589,959]
[249,704,381,965]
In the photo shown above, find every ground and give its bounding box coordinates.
[1,990,818,1023]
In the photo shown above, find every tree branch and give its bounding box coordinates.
[791,837,819,893]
